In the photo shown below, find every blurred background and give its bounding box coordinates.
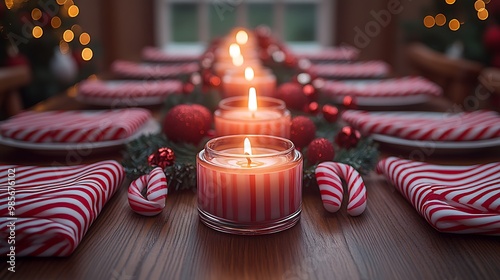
[1,0,499,116]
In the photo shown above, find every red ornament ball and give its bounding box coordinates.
[148,147,176,169]
[290,116,316,149]
[163,104,212,145]
[307,102,320,115]
[343,95,357,110]
[335,126,361,149]
[322,104,339,123]
[307,138,335,164]
[276,82,309,111]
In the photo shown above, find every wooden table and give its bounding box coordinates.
[1,92,500,280]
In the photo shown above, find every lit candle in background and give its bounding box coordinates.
[214,88,291,137]
[222,65,277,98]
[197,134,303,235]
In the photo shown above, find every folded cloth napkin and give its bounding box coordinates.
[0,108,151,143]
[309,61,390,79]
[78,79,182,99]
[297,46,359,62]
[141,47,200,63]
[322,76,442,98]
[0,160,125,256]
[377,157,500,235]
[342,110,500,141]
[111,60,199,79]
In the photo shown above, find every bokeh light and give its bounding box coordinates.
[474,0,485,11]
[31,8,42,21]
[435,14,446,26]
[32,26,43,38]
[68,5,79,17]
[449,19,460,31]
[63,29,74,42]
[81,48,93,61]
[423,15,435,28]
[79,33,90,45]
[51,16,62,28]
[478,8,489,20]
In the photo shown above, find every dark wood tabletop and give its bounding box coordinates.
[1,92,499,280]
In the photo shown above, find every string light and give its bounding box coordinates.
[79,32,90,45]
[449,19,460,31]
[56,0,67,4]
[31,8,42,21]
[32,26,43,38]
[81,48,93,61]
[68,5,79,17]
[63,29,74,42]
[435,14,446,26]
[71,24,82,34]
[445,0,455,4]
[423,15,435,28]
[51,16,62,28]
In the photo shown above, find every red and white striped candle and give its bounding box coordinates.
[214,92,291,138]
[197,135,303,235]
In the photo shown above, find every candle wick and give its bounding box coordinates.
[244,152,252,167]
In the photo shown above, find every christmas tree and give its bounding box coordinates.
[0,0,95,108]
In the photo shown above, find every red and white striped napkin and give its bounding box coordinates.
[297,46,359,62]
[377,157,500,235]
[309,61,390,79]
[322,76,442,98]
[141,46,200,63]
[111,60,199,79]
[78,79,182,99]
[0,108,151,143]
[0,160,125,256]
[342,110,500,142]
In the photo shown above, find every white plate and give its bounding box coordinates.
[0,118,160,153]
[76,80,174,106]
[372,133,500,150]
[327,80,431,106]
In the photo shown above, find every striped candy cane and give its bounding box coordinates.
[315,162,367,216]
[128,167,168,216]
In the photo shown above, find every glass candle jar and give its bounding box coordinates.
[197,135,303,235]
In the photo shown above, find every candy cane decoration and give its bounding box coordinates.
[128,167,168,216]
[315,162,367,216]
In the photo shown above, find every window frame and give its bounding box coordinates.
[154,0,336,53]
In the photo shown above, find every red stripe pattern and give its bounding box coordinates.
[111,60,199,79]
[78,79,182,99]
[315,162,367,216]
[342,110,500,141]
[309,61,390,79]
[377,157,500,235]
[322,76,442,98]
[0,160,125,256]
[0,109,151,143]
[197,162,303,223]
[141,47,200,63]
[127,167,168,216]
[297,46,359,62]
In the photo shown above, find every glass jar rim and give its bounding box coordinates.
[217,96,286,111]
[203,134,295,159]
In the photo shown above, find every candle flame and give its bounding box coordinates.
[244,137,252,166]
[236,30,248,45]
[244,67,254,81]
[248,87,257,113]
[244,137,252,155]
[229,43,240,58]
[232,54,244,66]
